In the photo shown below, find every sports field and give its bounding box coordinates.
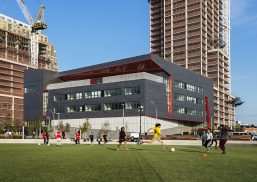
[0,144,256,182]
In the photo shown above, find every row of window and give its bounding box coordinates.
[53,86,140,101]
[53,102,141,113]
[174,106,204,116]
[174,94,203,105]
[174,81,204,93]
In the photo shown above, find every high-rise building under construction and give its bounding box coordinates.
[0,13,57,122]
[149,0,234,128]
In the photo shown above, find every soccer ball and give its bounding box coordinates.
[38,143,41,146]
[171,148,175,152]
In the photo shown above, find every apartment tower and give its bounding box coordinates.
[149,0,234,128]
[0,14,57,122]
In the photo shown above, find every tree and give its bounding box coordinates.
[65,123,70,133]
[101,121,110,135]
[80,119,91,138]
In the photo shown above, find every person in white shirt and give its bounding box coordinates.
[204,129,213,152]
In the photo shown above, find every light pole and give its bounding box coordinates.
[151,101,158,120]
[47,109,55,131]
[138,105,144,144]
[122,103,125,127]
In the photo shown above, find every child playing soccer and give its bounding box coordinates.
[144,123,165,149]
[56,129,62,146]
[117,127,128,151]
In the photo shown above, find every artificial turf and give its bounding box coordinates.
[0,144,256,182]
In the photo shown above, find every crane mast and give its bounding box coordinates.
[17,0,47,69]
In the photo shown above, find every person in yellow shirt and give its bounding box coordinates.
[144,123,165,149]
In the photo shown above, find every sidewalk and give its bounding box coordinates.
[0,139,257,146]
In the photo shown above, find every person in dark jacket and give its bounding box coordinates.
[219,126,231,154]
[117,127,128,151]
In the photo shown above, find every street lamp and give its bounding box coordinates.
[121,103,125,127]
[151,101,158,120]
[138,105,144,144]
[47,109,55,131]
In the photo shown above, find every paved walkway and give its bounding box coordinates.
[0,139,256,146]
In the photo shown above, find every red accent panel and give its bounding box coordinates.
[205,96,211,129]
[168,76,173,114]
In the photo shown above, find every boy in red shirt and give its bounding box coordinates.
[42,132,46,145]
[56,129,62,146]
[75,131,80,145]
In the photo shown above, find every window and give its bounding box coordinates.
[174,107,186,114]
[174,80,204,93]
[104,88,121,97]
[104,102,123,111]
[85,91,101,98]
[197,98,203,105]
[125,102,140,109]
[85,105,101,112]
[67,105,83,113]
[76,93,83,99]
[186,96,197,104]
[24,87,36,93]
[174,81,185,89]
[125,86,140,95]
[54,94,64,101]
[175,94,185,101]
[67,93,76,100]
[54,106,65,113]
[187,108,197,115]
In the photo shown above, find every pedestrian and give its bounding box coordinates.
[209,130,218,149]
[42,131,46,145]
[75,131,80,145]
[204,128,213,152]
[219,126,231,154]
[46,131,50,146]
[103,134,107,144]
[201,131,207,146]
[117,127,128,151]
[56,129,62,146]
[144,123,165,149]
[89,131,94,144]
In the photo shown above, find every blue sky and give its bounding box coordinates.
[0,0,256,124]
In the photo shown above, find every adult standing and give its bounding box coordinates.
[89,131,94,144]
[219,126,231,154]
[46,131,50,146]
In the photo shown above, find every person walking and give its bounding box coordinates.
[219,126,231,154]
[89,131,94,144]
[201,131,207,146]
[117,127,128,151]
[75,131,80,145]
[204,129,213,152]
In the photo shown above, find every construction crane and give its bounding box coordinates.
[17,0,47,68]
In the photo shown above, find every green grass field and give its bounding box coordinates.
[0,144,256,182]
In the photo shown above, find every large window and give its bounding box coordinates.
[125,86,140,95]
[174,80,203,94]
[174,107,203,116]
[67,105,83,113]
[104,102,123,111]
[85,91,101,98]
[125,102,140,109]
[174,107,186,114]
[67,93,76,100]
[175,94,185,101]
[54,106,65,113]
[186,96,197,104]
[104,88,121,97]
[85,105,101,112]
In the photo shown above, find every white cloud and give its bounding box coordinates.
[231,0,257,29]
